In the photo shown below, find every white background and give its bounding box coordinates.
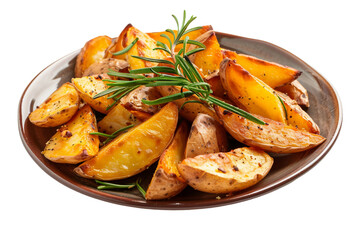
[1,0,359,239]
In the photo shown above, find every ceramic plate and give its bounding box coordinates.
[18,32,342,209]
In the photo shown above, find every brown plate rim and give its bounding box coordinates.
[18,31,343,210]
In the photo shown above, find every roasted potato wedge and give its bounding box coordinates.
[120,86,163,121]
[178,147,273,194]
[277,91,320,134]
[42,105,99,164]
[108,24,168,70]
[148,25,213,52]
[204,74,226,98]
[220,58,287,123]
[146,121,189,200]
[215,105,325,153]
[29,83,80,127]
[72,75,114,114]
[157,85,218,122]
[187,30,223,77]
[185,114,228,158]
[222,49,301,88]
[74,103,178,180]
[97,103,142,135]
[82,58,129,77]
[75,35,113,78]
[276,80,310,107]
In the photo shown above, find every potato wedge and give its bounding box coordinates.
[82,58,129,77]
[220,58,287,123]
[187,30,223,77]
[109,24,168,70]
[29,83,80,127]
[120,86,163,121]
[146,121,189,200]
[185,114,228,158]
[277,91,320,134]
[42,105,99,164]
[72,75,114,114]
[178,147,273,194]
[276,80,310,107]
[97,103,142,135]
[204,74,226,98]
[215,105,325,153]
[75,35,113,77]
[74,102,178,180]
[147,25,213,52]
[222,49,301,88]
[157,85,218,122]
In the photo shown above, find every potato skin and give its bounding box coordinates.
[222,49,301,88]
[157,85,218,122]
[215,105,325,153]
[75,35,113,77]
[72,75,114,114]
[82,58,129,77]
[276,80,310,107]
[146,121,189,200]
[74,103,178,180]
[120,86,163,121]
[178,147,273,194]
[29,83,80,127]
[277,91,320,134]
[220,58,287,123]
[42,105,99,164]
[185,113,228,158]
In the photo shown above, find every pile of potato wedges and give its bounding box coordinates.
[29,23,326,200]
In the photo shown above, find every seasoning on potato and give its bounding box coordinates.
[29,11,326,200]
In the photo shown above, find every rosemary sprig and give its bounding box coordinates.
[95,178,147,199]
[93,10,265,125]
[90,124,134,145]
[136,178,146,198]
[95,180,135,190]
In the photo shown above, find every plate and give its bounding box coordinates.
[18,32,342,209]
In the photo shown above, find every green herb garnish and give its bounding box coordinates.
[93,10,265,125]
[95,180,135,190]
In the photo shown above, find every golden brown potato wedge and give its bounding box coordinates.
[74,103,178,180]
[75,35,113,78]
[120,86,163,121]
[276,80,310,107]
[185,113,228,158]
[72,75,114,114]
[42,105,99,164]
[220,58,287,123]
[204,73,226,98]
[178,147,273,194]
[147,25,213,52]
[82,58,129,77]
[108,24,168,70]
[215,105,325,153]
[277,91,320,134]
[97,103,142,135]
[188,30,223,77]
[222,49,301,88]
[29,83,80,127]
[146,121,189,200]
[157,85,218,122]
